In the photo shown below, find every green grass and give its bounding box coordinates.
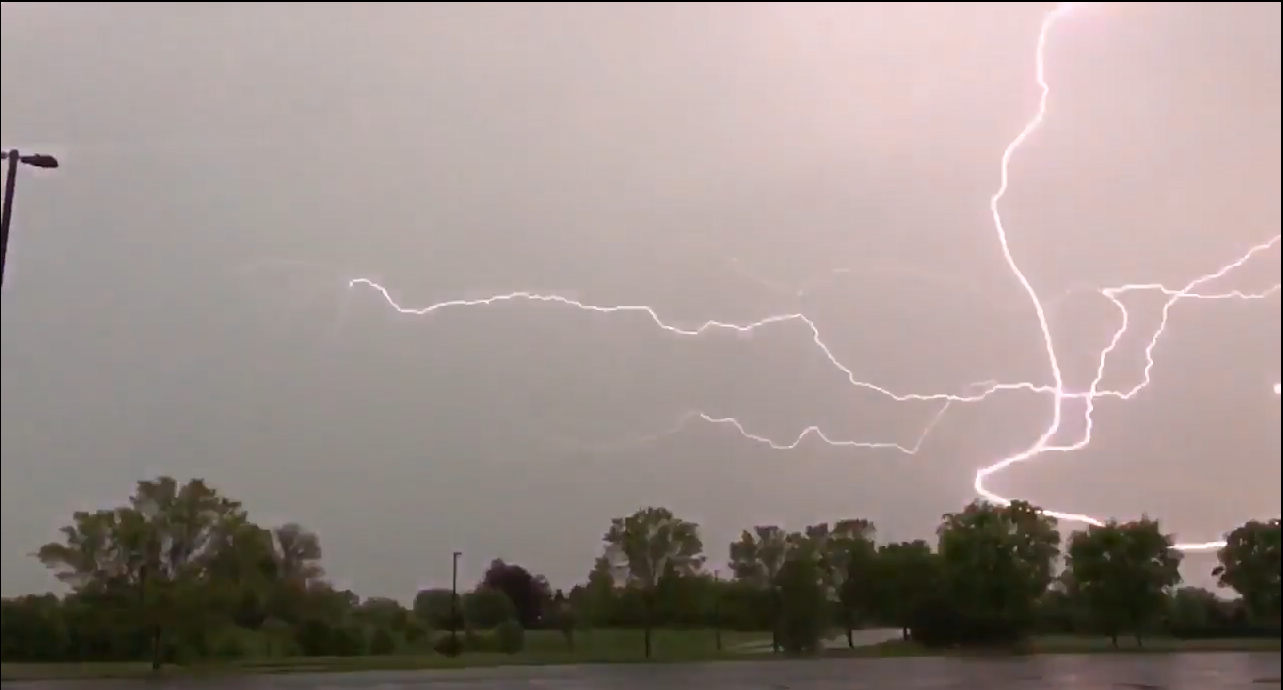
[0,629,766,680]
[3,631,1278,681]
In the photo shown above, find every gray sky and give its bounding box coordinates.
[2,2,1279,599]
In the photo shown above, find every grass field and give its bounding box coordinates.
[2,630,1278,681]
[0,629,763,680]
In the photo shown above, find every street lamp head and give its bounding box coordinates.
[20,154,59,169]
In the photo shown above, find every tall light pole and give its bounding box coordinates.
[0,149,60,287]
[713,569,722,652]
[450,550,462,652]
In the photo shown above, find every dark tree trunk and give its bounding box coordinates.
[150,626,163,671]
[138,565,162,672]
[643,590,654,659]
[771,589,781,654]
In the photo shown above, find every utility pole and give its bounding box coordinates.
[450,550,462,652]
[713,569,722,652]
[0,149,60,288]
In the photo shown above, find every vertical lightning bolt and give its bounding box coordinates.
[972,3,1080,526]
[347,2,1280,552]
[969,2,1279,551]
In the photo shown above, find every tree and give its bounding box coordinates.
[412,588,457,629]
[934,500,1060,646]
[463,587,517,629]
[1,595,68,662]
[1067,518,1183,647]
[271,523,324,584]
[774,555,827,655]
[602,506,704,658]
[728,525,790,652]
[479,559,550,629]
[354,597,413,633]
[550,589,575,650]
[368,628,396,655]
[871,540,939,640]
[578,556,620,628]
[1212,519,1281,626]
[729,525,790,586]
[36,477,245,670]
[15,480,1279,667]
[1167,587,1229,636]
[821,520,877,647]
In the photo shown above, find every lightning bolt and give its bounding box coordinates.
[724,254,1277,308]
[348,3,1280,552]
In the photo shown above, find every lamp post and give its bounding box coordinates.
[713,569,722,652]
[450,550,462,651]
[0,149,60,287]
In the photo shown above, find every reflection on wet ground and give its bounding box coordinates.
[4,652,1280,689]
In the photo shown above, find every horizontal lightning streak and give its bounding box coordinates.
[348,243,1276,409]
[348,2,1280,553]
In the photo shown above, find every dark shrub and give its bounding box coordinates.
[494,620,525,654]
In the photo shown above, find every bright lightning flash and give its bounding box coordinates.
[348,3,1280,553]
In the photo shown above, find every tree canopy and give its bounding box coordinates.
[3,475,1276,668]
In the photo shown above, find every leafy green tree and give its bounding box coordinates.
[576,556,620,628]
[729,525,791,651]
[413,588,458,629]
[1213,519,1281,625]
[602,506,704,658]
[36,477,245,670]
[549,589,576,650]
[775,556,828,655]
[823,520,877,647]
[729,525,790,585]
[1167,587,1228,635]
[935,500,1061,645]
[1036,570,1084,634]
[0,595,68,661]
[872,540,939,640]
[14,480,1280,666]
[354,597,413,633]
[1067,518,1183,647]
[463,587,516,629]
[479,559,551,629]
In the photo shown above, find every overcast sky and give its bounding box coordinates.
[2,2,1279,599]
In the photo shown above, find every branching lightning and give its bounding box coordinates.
[348,2,1281,552]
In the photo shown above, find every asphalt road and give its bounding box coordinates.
[4,652,1280,689]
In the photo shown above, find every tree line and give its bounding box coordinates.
[1,476,1278,666]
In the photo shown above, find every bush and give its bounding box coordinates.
[368,628,396,655]
[404,621,428,645]
[908,596,1024,649]
[433,633,464,657]
[494,620,525,654]
[464,588,517,629]
[464,628,496,653]
[212,634,246,660]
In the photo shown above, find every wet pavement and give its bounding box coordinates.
[4,652,1280,689]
